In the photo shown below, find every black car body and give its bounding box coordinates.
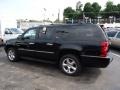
[4,24,112,76]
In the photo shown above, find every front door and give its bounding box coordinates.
[16,28,37,58]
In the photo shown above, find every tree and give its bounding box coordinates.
[76,1,82,12]
[92,2,101,18]
[112,5,118,18]
[75,1,83,19]
[83,2,94,18]
[63,7,76,19]
[103,1,118,18]
[117,4,120,18]
[83,2,101,19]
[117,4,120,11]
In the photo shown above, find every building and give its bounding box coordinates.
[17,19,52,31]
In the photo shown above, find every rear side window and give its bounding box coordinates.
[55,25,106,41]
[107,31,117,37]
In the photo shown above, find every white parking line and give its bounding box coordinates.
[111,52,120,58]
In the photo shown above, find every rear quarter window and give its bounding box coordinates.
[55,25,106,41]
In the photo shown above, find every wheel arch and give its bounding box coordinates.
[5,45,15,52]
[57,47,82,64]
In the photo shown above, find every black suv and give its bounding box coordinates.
[4,24,112,76]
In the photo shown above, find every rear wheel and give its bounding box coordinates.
[59,54,82,76]
[7,48,19,62]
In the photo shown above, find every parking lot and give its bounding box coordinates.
[0,47,120,90]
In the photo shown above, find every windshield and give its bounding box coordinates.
[8,28,23,34]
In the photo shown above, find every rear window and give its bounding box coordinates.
[107,31,117,37]
[55,25,106,41]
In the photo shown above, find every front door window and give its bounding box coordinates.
[23,29,36,40]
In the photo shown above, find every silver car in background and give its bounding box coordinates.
[106,30,120,48]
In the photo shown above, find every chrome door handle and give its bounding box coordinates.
[46,43,53,46]
[29,43,34,45]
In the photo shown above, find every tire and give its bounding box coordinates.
[7,48,19,62]
[59,54,82,76]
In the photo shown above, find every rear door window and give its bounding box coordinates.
[39,27,54,40]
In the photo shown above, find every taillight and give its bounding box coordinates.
[101,41,109,57]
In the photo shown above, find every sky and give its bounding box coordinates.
[0,0,120,22]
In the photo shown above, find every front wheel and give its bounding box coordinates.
[59,54,82,76]
[7,48,19,62]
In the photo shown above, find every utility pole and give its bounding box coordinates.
[83,12,85,22]
[58,9,60,23]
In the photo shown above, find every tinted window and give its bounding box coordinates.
[39,27,54,40]
[116,32,120,38]
[55,30,69,39]
[55,25,105,41]
[107,31,117,37]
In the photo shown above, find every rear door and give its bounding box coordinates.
[35,27,57,60]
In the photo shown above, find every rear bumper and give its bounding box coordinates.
[81,53,113,68]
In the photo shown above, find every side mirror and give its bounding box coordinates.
[17,35,22,40]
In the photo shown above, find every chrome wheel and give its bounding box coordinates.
[62,58,77,74]
[8,49,15,61]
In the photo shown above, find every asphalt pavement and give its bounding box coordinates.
[0,47,120,90]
